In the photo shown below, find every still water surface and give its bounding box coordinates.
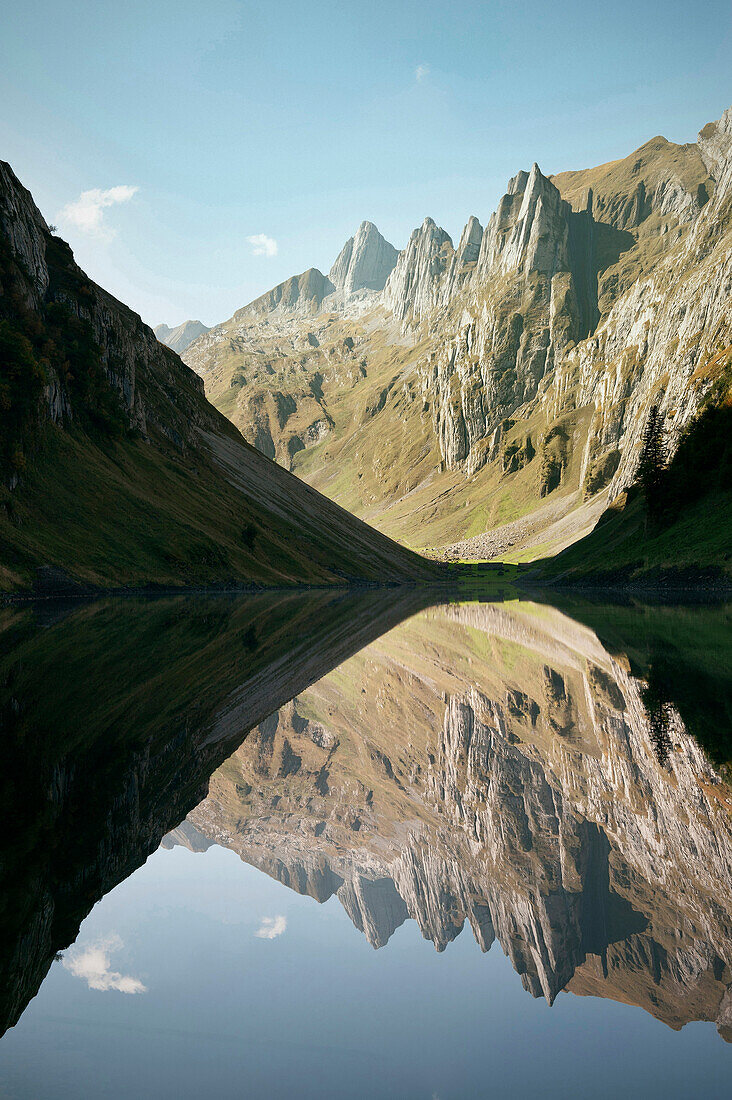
[0,592,730,1098]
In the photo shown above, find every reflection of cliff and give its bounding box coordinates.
[184,600,732,1040]
[0,588,428,1036]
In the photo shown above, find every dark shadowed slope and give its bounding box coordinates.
[0,162,441,593]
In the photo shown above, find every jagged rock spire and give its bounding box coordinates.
[328,220,398,294]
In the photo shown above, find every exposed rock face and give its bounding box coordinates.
[442,215,483,301]
[424,166,599,473]
[699,106,732,194]
[184,599,732,1040]
[552,110,732,493]
[240,267,336,318]
[155,319,210,354]
[329,221,398,295]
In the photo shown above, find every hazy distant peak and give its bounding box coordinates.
[155,319,210,354]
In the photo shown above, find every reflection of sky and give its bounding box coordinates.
[0,845,729,1099]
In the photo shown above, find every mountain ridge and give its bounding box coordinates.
[183,107,731,571]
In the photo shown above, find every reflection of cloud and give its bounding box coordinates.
[59,185,138,240]
[247,233,278,257]
[255,915,287,939]
[415,63,430,82]
[62,934,147,993]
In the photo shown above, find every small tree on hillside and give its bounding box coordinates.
[636,404,666,525]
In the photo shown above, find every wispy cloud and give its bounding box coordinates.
[415,63,430,82]
[255,915,287,939]
[246,233,278,257]
[62,934,147,994]
[59,185,138,240]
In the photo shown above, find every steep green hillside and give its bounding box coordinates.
[541,354,732,584]
[0,162,441,593]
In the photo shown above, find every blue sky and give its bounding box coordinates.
[1,0,730,327]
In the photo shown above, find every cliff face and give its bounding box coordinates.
[0,161,440,590]
[181,598,732,1039]
[183,107,730,559]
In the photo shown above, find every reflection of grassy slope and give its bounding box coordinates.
[546,597,732,769]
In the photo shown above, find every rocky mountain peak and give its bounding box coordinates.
[154,319,210,354]
[478,162,569,279]
[236,266,335,319]
[328,220,398,295]
[456,215,484,262]
[382,217,454,321]
[507,169,529,196]
[698,106,732,196]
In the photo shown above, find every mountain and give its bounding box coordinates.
[0,161,442,592]
[183,107,732,575]
[179,598,732,1039]
[154,319,209,354]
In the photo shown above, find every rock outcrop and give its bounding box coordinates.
[382,217,454,321]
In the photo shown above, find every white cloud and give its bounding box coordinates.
[59,185,138,240]
[62,934,147,994]
[246,233,278,257]
[255,915,287,939]
[415,64,430,82]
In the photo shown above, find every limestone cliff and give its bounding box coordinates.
[329,220,398,296]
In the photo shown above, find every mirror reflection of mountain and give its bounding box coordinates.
[176,599,732,1041]
[0,587,432,1036]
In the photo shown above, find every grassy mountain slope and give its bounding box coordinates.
[0,162,441,592]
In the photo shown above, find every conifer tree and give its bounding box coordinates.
[637,404,666,524]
